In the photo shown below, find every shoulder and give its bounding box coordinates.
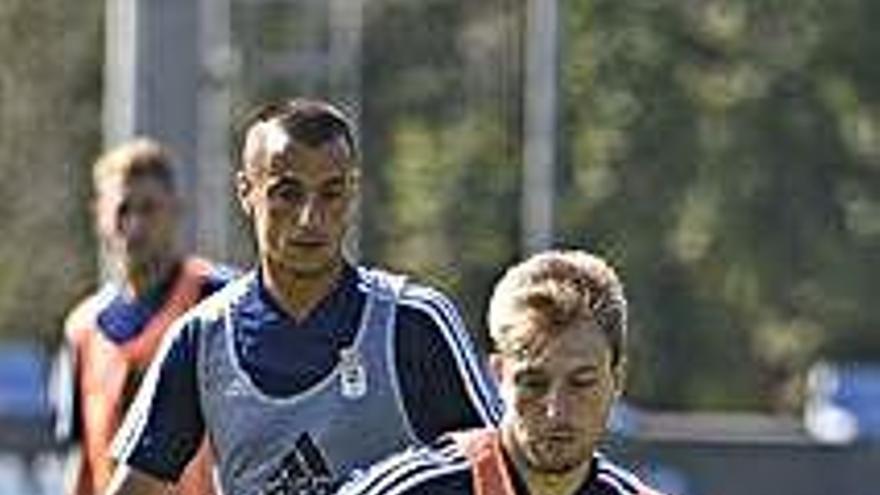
[338,436,472,495]
[395,278,469,342]
[390,275,489,380]
[593,455,667,495]
[184,256,241,295]
[375,269,502,426]
[183,271,254,324]
[398,279,462,319]
[63,285,116,344]
[152,273,255,359]
[357,267,465,336]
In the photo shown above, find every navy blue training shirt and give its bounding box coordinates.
[96,262,237,344]
[336,433,665,495]
[66,260,238,443]
[114,264,501,481]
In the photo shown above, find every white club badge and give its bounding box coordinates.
[339,347,367,400]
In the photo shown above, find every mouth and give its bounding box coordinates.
[289,237,328,248]
[541,428,579,444]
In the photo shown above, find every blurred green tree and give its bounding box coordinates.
[558,0,880,412]
[360,0,522,347]
[7,0,880,415]
[0,0,102,345]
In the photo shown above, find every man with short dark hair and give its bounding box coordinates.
[337,250,665,495]
[64,138,237,495]
[105,98,500,495]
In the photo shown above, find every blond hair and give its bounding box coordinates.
[93,137,176,193]
[487,250,627,366]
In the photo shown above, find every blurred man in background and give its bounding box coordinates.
[63,138,236,495]
[337,250,665,495]
[105,98,500,495]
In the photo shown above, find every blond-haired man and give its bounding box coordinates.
[64,138,236,495]
[338,250,665,495]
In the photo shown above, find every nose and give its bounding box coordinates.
[544,385,573,421]
[296,193,321,228]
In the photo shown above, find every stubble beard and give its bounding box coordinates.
[514,425,592,475]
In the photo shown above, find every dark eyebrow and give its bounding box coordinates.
[323,176,348,186]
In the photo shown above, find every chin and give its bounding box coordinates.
[291,266,334,278]
[285,258,339,278]
[530,457,584,474]
[526,444,590,474]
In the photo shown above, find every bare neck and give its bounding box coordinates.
[501,426,593,495]
[118,255,183,298]
[261,258,345,322]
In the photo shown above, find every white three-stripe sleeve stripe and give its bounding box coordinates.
[596,473,634,495]
[343,449,428,495]
[379,462,469,495]
[423,291,502,422]
[399,286,502,424]
[341,445,467,495]
[596,458,642,495]
[110,316,189,463]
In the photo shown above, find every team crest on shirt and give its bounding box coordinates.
[224,377,249,398]
[338,347,367,400]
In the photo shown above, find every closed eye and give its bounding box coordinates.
[568,366,601,390]
[569,375,599,389]
[515,371,550,394]
[319,179,348,200]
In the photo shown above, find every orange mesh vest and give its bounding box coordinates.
[451,429,517,495]
[66,257,217,495]
[451,428,663,495]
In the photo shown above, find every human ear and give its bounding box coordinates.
[236,170,253,216]
[343,168,361,207]
[347,168,362,195]
[342,169,362,224]
[490,353,505,383]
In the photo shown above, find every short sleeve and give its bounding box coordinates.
[394,284,502,442]
[110,316,206,481]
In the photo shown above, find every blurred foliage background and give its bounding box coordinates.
[0,1,102,342]
[2,0,879,415]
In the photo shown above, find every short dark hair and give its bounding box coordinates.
[240,98,357,171]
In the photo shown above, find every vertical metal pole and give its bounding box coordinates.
[104,0,137,149]
[104,0,201,254]
[522,0,559,254]
[101,0,139,280]
[140,0,201,250]
[97,0,138,280]
[197,0,233,260]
